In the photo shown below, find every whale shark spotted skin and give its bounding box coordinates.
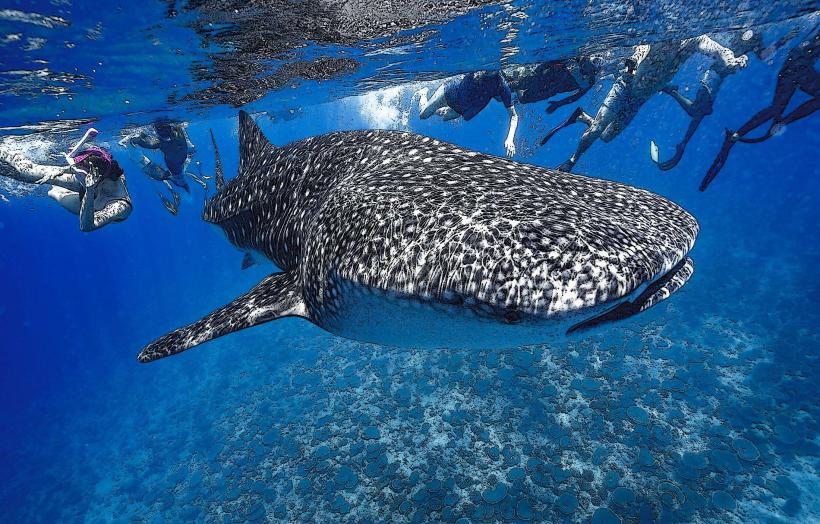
[138,111,698,362]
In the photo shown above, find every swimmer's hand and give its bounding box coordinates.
[546,102,560,114]
[84,170,102,188]
[729,55,749,69]
[504,139,516,157]
[34,173,55,185]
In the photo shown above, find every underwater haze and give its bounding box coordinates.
[1,1,819,523]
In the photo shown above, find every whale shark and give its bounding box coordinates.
[138,111,698,363]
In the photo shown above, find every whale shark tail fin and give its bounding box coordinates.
[138,272,306,363]
[567,256,694,334]
[239,110,276,177]
[209,129,225,191]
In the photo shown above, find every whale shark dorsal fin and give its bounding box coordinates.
[567,257,694,334]
[239,110,275,175]
[209,128,225,191]
[138,272,306,363]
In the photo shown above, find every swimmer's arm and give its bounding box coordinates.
[79,188,132,232]
[130,132,161,149]
[504,106,518,157]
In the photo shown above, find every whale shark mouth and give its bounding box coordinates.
[567,256,694,334]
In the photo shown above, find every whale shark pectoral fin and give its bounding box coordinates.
[567,256,694,334]
[138,272,306,363]
[241,252,255,270]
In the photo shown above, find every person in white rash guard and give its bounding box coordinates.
[540,35,749,172]
[0,129,132,232]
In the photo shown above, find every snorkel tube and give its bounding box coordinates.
[65,128,99,165]
[64,128,110,186]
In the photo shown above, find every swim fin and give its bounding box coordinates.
[700,130,736,191]
[650,140,660,163]
[541,106,584,146]
[649,140,684,171]
[157,190,180,216]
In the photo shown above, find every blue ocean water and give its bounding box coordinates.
[1,1,819,523]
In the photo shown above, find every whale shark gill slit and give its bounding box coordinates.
[137,272,306,363]
[566,256,694,335]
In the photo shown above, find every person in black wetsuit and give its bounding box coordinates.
[417,70,518,156]
[701,27,819,191]
[503,56,603,112]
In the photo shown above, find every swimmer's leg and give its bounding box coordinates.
[0,147,80,191]
[735,75,796,138]
[186,171,208,192]
[776,95,820,127]
[559,97,628,171]
[140,155,171,182]
[662,85,700,117]
[540,107,589,146]
[738,96,820,143]
[418,84,449,119]
[47,186,81,215]
[557,115,602,172]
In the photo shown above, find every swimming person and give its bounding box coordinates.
[417,70,518,156]
[503,56,604,112]
[121,119,206,213]
[701,27,819,191]
[651,28,795,170]
[540,36,748,172]
[0,129,132,232]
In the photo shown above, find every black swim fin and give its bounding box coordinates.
[541,106,584,146]
[650,140,684,171]
[700,130,736,191]
[157,190,180,216]
[138,272,307,363]
[567,257,694,334]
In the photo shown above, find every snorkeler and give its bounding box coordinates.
[651,28,796,170]
[417,70,518,157]
[121,119,205,213]
[0,129,132,232]
[701,27,819,191]
[540,36,748,172]
[503,56,604,111]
